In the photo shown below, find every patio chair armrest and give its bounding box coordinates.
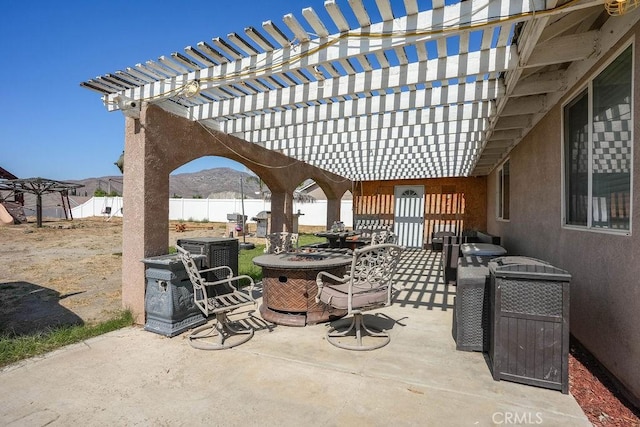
[230,274,257,299]
[315,270,349,303]
[206,273,255,291]
[316,270,349,284]
[198,265,233,278]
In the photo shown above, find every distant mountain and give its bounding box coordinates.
[169,168,262,199]
[68,168,263,199]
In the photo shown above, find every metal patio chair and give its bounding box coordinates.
[315,243,403,350]
[176,245,256,350]
[265,232,299,254]
[370,229,398,245]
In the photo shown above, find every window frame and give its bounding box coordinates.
[497,158,510,221]
[561,40,634,235]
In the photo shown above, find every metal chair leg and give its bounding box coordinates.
[326,313,390,351]
[188,313,254,350]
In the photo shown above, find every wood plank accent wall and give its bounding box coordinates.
[353,177,487,243]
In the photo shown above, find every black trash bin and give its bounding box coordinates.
[452,254,491,352]
[488,256,571,393]
[176,237,239,280]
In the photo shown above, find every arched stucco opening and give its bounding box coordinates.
[120,105,351,323]
[296,178,354,229]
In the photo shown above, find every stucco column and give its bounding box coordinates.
[283,191,294,232]
[121,110,170,324]
[326,198,341,229]
[269,191,295,232]
[269,192,285,233]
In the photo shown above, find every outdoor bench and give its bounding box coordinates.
[462,230,501,245]
[441,231,503,284]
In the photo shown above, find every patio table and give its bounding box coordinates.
[314,230,359,248]
[253,250,353,326]
[344,236,371,250]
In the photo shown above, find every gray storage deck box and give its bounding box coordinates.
[142,254,206,337]
[488,256,570,393]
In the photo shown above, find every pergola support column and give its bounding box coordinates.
[326,198,341,229]
[121,110,171,324]
[269,191,294,232]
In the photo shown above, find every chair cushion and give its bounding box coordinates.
[318,282,388,310]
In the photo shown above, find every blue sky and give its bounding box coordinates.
[0,1,336,180]
[0,0,425,181]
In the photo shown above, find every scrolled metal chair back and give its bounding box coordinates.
[350,243,403,296]
[370,229,397,245]
[266,232,299,254]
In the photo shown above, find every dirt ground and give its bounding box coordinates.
[0,217,278,335]
[1,217,638,424]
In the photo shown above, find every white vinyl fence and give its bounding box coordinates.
[72,197,353,227]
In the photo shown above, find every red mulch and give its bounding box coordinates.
[569,338,640,426]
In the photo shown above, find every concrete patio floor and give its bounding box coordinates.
[0,249,590,426]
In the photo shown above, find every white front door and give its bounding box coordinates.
[394,185,425,248]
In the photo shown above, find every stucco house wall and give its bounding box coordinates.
[487,25,640,404]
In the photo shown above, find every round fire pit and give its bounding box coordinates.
[252,251,353,326]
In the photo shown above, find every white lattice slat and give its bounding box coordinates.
[95,76,126,92]
[103,74,135,89]
[81,80,113,94]
[143,60,174,78]
[375,0,394,21]
[212,37,243,60]
[171,52,201,71]
[124,67,155,83]
[262,20,291,47]
[158,56,189,74]
[283,14,310,43]
[244,26,276,52]
[403,0,418,15]
[302,7,329,37]
[183,47,217,67]
[349,0,371,27]
[227,33,260,56]
[325,0,351,32]
[134,63,165,80]
[113,71,146,86]
[200,42,231,64]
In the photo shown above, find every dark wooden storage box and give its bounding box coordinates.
[488,257,571,394]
